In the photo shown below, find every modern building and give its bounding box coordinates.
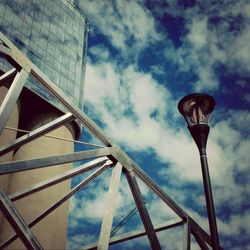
[0,0,88,248]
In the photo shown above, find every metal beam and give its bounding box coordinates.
[0,68,17,85]
[131,160,187,220]
[0,163,111,249]
[0,147,112,174]
[0,112,75,157]
[0,69,29,134]
[81,219,183,250]
[97,162,122,250]
[31,65,113,147]
[0,43,11,58]
[0,32,32,71]
[0,189,43,249]
[191,229,209,250]
[183,218,191,250]
[131,160,213,247]
[9,157,110,201]
[189,218,212,247]
[0,32,111,146]
[124,168,161,250]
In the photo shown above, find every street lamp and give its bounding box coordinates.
[178,93,220,250]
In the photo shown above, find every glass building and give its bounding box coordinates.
[0,0,88,110]
[0,1,89,248]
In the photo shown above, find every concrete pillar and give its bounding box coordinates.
[0,112,74,249]
[0,86,19,231]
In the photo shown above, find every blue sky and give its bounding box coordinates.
[68,1,250,249]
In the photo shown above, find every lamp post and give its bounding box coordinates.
[178,93,220,250]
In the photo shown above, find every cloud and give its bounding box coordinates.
[158,0,250,91]
[78,0,160,55]
[67,233,97,250]
[80,0,250,93]
[88,45,111,62]
[84,52,250,187]
[187,17,209,49]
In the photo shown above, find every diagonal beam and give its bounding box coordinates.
[0,147,112,174]
[81,219,183,250]
[0,162,111,249]
[131,160,187,220]
[0,112,75,157]
[0,43,11,58]
[97,162,122,250]
[0,39,110,149]
[131,160,213,247]
[9,157,110,201]
[191,229,209,250]
[0,189,43,249]
[31,65,113,147]
[190,218,212,247]
[124,168,161,250]
[0,68,17,85]
[0,69,29,134]
[0,33,31,71]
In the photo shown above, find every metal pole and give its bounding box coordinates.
[188,124,221,250]
[200,153,220,250]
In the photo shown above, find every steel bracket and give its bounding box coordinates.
[110,145,132,171]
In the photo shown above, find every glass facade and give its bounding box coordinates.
[0,0,88,110]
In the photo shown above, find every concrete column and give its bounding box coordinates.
[0,111,74,249]
[0,86,19,231]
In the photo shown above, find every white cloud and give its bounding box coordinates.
[84,58,250,187]
[160,0,250,92]
[67,233,96,249]
[187,17,208,49]
[219,212,250,238]
[78,0,160,54]
[88,45,111,61]
[157,227,184,250]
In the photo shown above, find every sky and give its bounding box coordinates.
[67,0,250,249]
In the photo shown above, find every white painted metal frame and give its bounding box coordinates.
[0,69,29,133]
[0,32,220,249]
[97,162,122,250]
[0,112,75,156]
[0,189,43,249]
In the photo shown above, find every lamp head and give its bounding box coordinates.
[178,93,215,155]
[178,93,215,128]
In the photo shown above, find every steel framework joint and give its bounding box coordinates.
[110,145,132,171]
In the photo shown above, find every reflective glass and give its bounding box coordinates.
[0,0,87,110]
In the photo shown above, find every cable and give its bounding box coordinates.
[3,126,105,148]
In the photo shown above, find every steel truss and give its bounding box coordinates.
[0,32,221,249]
